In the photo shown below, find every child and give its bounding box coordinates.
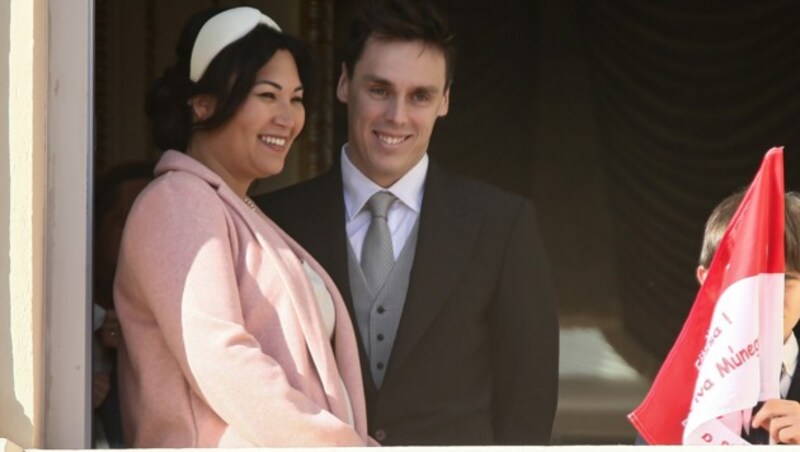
[93,161,153,447]
[698,190,800,444]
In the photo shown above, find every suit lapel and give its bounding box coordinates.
[297,171,353,307]
[385,163,482,379]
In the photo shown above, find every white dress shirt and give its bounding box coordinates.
[341,145,428,262]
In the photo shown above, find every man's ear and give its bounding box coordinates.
[336,63,350,103]
[438,86,450,117]
[696,265,708,285]
[190,95,216,121]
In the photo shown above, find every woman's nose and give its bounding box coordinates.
[272,101,295,127]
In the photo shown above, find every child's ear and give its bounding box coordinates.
[696,265,708,285]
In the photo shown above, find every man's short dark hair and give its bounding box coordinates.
[343,0,456,88]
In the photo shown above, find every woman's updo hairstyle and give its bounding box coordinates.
[146,7,315,152]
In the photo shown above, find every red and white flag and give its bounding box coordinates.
[629,147,785,444]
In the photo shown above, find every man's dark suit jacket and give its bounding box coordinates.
[256,160,559,445]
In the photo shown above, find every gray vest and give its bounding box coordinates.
[347,221,419,388]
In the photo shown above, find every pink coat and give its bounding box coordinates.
[115,151,369,447]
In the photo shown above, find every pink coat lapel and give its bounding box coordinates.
[264,214,368,435]
[220,178,367,436]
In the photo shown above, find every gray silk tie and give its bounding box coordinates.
[361,191,396,292]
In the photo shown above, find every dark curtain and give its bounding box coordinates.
[429,0,538,198]
[577,0,800,364]
[430,0,625,326]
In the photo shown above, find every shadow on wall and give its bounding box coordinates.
[0,0,34,444]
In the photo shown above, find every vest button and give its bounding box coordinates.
[377,361,385,370]
[377,333,385,341]
[377,306,386,314]
[374,429,387,442]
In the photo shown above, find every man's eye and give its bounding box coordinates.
[369,87,388,97]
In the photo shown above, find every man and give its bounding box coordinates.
[256,0,558,445]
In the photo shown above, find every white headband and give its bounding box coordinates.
[190,7,282,82]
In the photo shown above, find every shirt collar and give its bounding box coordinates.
[784,332,798,378]
[340,144,428,220]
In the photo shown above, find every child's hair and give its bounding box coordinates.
[699,190,800,273]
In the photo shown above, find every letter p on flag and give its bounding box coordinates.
[628,147,785,444]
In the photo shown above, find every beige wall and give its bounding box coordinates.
[0,440,22,452]
[0,0,47,448]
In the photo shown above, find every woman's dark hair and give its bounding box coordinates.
[147,8,316,152]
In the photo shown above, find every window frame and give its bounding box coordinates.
[44,0,93,447]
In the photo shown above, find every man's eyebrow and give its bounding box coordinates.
[362,75,441,94]
[362,75,392,85]
[255,80,304,92]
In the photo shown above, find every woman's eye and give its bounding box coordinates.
[291,96,304,104]
[258,92,276,100]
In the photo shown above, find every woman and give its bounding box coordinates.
[114,7,369,447]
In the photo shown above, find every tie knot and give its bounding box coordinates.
[366,191,396,219]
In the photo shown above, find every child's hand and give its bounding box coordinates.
[751,399,800,444]
[92,372,111,409]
